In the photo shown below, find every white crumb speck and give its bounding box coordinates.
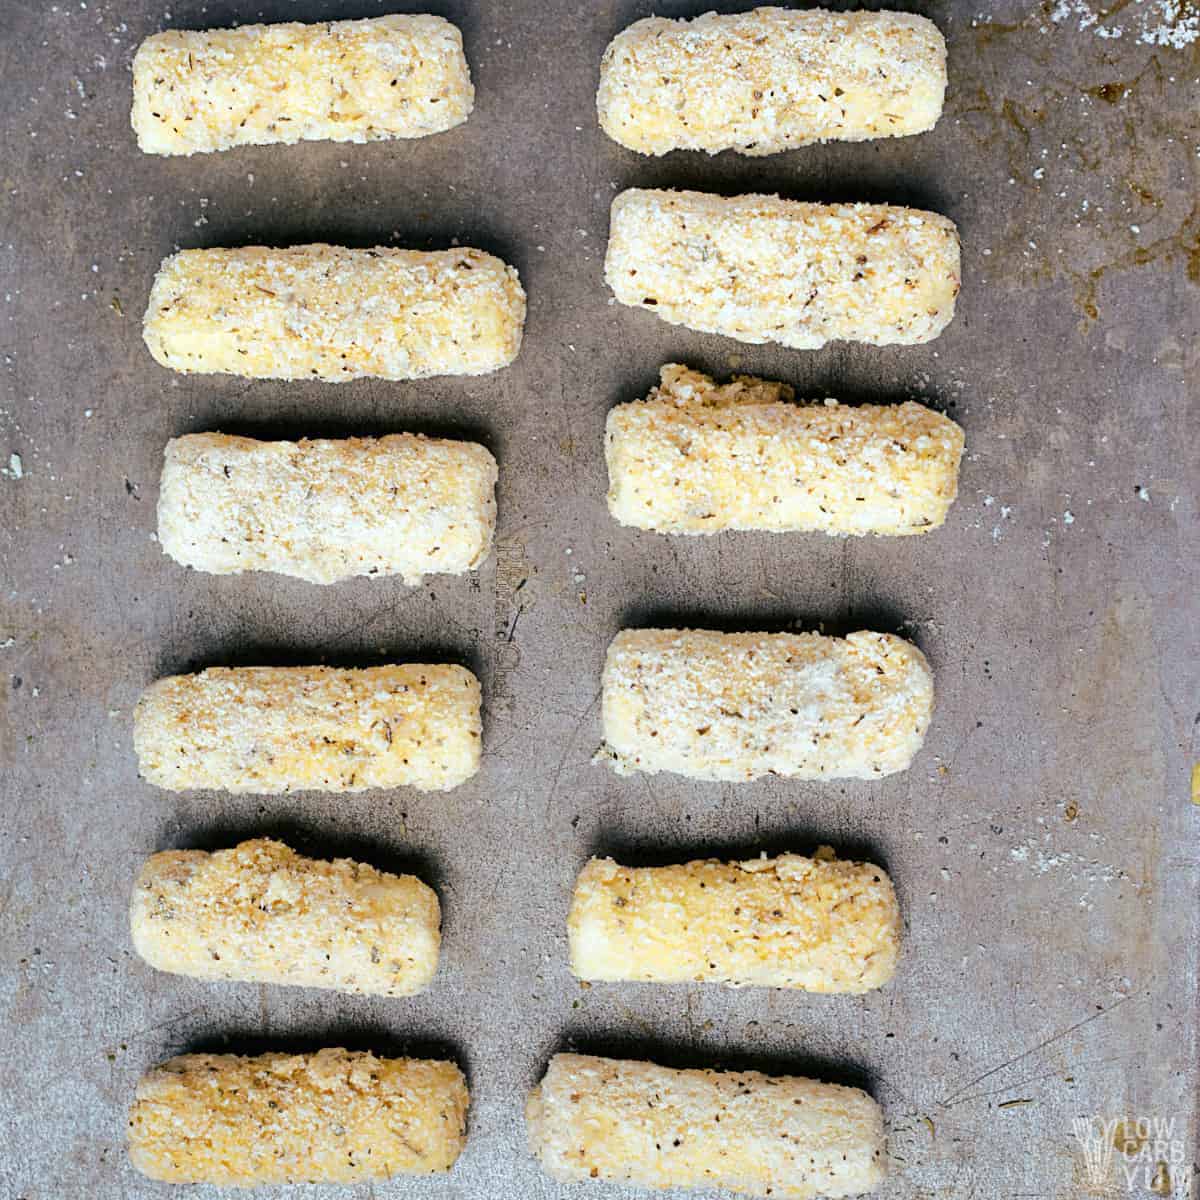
[1048,0,1197,45]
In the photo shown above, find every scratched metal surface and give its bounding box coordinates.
[1,1,1198,1197]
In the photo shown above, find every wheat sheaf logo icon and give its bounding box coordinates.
[1072,1116,1117,1188]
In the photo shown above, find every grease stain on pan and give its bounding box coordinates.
[953,22,1195,323]
[1075,203,1200,321]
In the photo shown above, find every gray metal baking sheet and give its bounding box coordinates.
[1,1,1198,1196]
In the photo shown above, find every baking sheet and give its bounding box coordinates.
[1,1,1198,1196]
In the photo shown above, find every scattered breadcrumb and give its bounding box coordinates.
[1045,0,1198,45]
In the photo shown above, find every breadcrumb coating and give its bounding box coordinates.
[158,432,497,585]
[134,664,482,794]
[599,7,945,156]
[607,364,964,536]
[569,849,900,992]
[144,244,525,381]
[599,628,933,781]
[606,190,960,348]
[129,1049,468,1185]
[131,838,440,996]
[527,1053,884,1197]
[132,15,474,156]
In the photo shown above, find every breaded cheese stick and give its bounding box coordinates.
[143,244,525,381]
[129,1049,468,1186]
[134,664,481,794]
[526,1054,884,1198]
[569,849,899,992]
[605,190,960,348]
[599,629,932,781]
[607,364,964,536]
[131,839,440,996]
[598,8,945,156]
[158,432,497,585]
[132,15,474,156]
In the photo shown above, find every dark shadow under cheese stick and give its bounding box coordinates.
[129,1049,468,1186]
[527,1054,885,1198]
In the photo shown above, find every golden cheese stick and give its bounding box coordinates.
[569,849,899,993]
[599,629,932,782]
[527,1054,885,1198]
[131,839,440,996]
[143,244,526,381]
[158,432,497,585]
[605,189,960,348]
[134,664,481,794]
[606,364,964,536]
[129,1049,468,1186]
[132,15,474,156]
[598,8,945,156]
